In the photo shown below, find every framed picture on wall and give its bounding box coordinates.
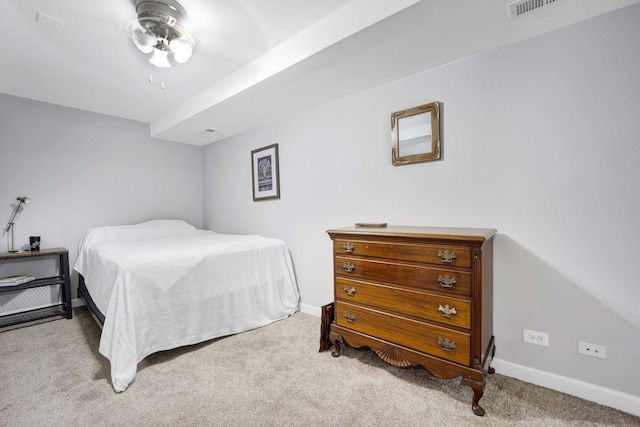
[251,143,280,201]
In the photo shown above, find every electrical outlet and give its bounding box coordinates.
[578,342,606,359]
[523,329,549,347]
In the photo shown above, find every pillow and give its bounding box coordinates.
[80,219,197,247]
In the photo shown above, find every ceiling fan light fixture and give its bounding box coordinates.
[149,47,172,68]
[130,27,155,54]
[128,0,195,68]
[169,38,192,63]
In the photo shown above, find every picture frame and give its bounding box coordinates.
[391,101,440,166]
[251,143,280,201]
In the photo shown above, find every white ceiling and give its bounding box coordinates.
[2,0,638,146]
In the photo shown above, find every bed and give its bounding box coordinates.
[73,220,300,392]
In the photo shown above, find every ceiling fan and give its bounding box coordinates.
[127,0,196,68]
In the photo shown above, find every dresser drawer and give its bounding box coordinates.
[336,278,471,329]
[335,256,471,296]
[335,301,470,365]
[334,239,471,268]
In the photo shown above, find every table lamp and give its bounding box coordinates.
[3,196,31,253]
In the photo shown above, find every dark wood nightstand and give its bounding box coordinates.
[0,248,72,330]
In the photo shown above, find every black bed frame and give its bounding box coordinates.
[78,274,105,327]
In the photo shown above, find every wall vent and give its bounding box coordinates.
[198,128,216,134]
[35,11,64,30]
[508,0,559,20]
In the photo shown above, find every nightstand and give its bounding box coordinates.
[0,248,72,330]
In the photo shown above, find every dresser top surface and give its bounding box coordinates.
[327,225,496,242]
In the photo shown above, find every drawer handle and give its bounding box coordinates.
[438,275,457,288]
[438,337,457,352]
[342,242,355,253]
[438,304,457,319]
[343,286,356,296]
[437,250,457,264]
[343,262,355,273]
[343,312,356,323]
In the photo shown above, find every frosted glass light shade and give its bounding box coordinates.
[169,38,193,63]
[149,48,171,68]
[128,21,155,54]
[133,30,155,53]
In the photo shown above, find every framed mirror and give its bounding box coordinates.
[391,101,440,166]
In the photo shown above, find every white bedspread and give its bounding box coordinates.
[74,220,300,392]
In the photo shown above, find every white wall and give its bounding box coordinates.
[202,3,640,405]
[0,94,204,297]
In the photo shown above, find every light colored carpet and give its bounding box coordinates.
[0,307,638,426]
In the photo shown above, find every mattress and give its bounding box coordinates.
[74,220,300,391]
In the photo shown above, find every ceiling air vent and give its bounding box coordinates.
[508,0,559,20]
[198,128,216,135]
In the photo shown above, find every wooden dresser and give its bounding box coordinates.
[326,225,496,416]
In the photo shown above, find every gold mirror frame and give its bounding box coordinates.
[391,101,440,166]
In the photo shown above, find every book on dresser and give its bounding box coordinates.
[0,275,36,287]
[324,225,496,417]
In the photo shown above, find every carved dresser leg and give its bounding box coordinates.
[460,377,486,416]
[329,332,343,357]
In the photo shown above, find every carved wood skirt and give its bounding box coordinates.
[326,324,495,417]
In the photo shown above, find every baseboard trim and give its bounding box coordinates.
[492,358,640,417]
[301,303,639,417]
[300,302,321,317]
[72,297,86,308]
